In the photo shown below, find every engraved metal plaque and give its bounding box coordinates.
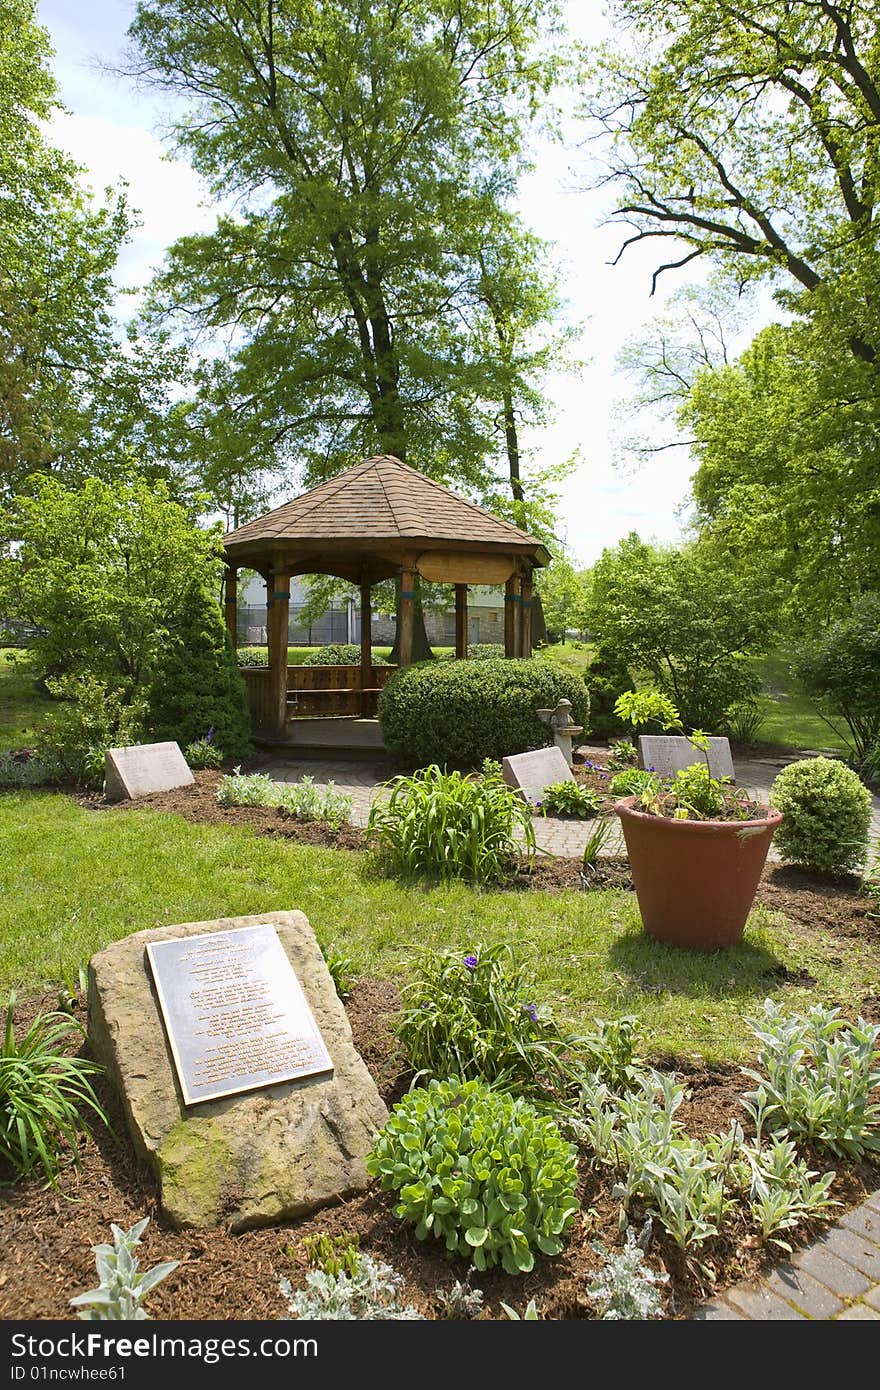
[146,924,334,1106]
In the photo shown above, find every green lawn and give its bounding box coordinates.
[1,789,873,1063]
[0,648,52,752]
[752,654,849,754]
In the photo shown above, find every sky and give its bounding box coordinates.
[36,0,768,566]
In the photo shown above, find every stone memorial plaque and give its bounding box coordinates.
[502,744,573,805]
[105,741,194,801]
[146,923,333,1106]
[638,735,735,782]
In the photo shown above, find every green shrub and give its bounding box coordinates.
[0,750,51,788]
[395,943,580,1103]
[366,766,535,883]
[35,674,146,789]
[184,736,223,770]
[237,647,268,667]
[770,756,872,875]
[725,698,765,744]
[539,781,601,817]
[366,1077,579,1275]
[378,657,589,766]
[466,643,505,661]
[147,580,251,760]
[607,738,638,768]
[586,646,633,739]
[0,992,108,1184]
[302,644,387,665]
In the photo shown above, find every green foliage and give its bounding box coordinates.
[608,768,659,799]
[581,817,615,872]
[793,596,880,762]
[737,1138,838,1249]
[69,1218,179,1321]
[394,943,581,1104]
[0,748,49,787]
[634,760,759,823]
[236,647,268,667]
[378,657,590,766]
[130,0,569,511]
[367,1077,579,1275]
[608,738,638,768]
[500,1298,541,1319]
[279,1255,423,1321]
[770,757,872,876]
[216,770,352,829]
[0,477,221,694]
[319,943,357,1000]
[300,1232,361,1279]
[538,558,589,640]
[35,674,146,790]
[539,781,600,817]
[480,756,503,780]
[302,645,387,666]
[184,737,223,771]
[614,690,681,734]
[586,645,632,739]
[367,765,535,884]
[589,536,765,730]
[147,580,250,761]
[586,1229,668,1320]
[742,999,880,1160]
[467,644,506,661]
[0,991,108,1184]
[725,698,765,745]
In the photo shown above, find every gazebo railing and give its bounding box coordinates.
[241,664,397,730]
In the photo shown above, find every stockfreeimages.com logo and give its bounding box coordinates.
[10,1331,317,1372]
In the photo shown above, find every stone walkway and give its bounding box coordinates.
[693,1191,880,1319]
[262,747,880,863]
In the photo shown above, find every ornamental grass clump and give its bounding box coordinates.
[367,1077,579,1275]
[366,765,535,884]
[770,756,872,876]
[395,943,583,1106]
[742,999,880,1159]
[0,993,108,1185]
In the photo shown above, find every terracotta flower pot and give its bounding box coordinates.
[614,797,783,951]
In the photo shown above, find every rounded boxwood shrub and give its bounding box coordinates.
[366,1076,579,1275]
[770,756,872,876]
[378,657,590,765]
[466,643,505,661]
[303,644,387,665]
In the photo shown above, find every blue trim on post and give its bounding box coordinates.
[272,590,290,601]
[399,589,416,600]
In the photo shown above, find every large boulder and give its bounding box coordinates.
[88,910,387,1231]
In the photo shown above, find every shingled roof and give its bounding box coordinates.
[223,455,545,554]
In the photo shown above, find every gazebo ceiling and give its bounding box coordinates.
[223,455,549,584]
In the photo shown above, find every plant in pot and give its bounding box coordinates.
[611,692,782,950]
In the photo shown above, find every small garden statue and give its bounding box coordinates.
[536,698,583,766]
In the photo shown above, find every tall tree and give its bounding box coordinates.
[128,0,566,657]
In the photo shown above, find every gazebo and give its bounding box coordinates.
[223,454,550,742]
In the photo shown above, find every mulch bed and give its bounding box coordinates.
[1,981,878,1322]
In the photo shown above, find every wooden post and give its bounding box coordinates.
[269,568,291,737]
[520,573,532,658]
[360,582,372,717]
[224,566,238,650]
[399,568,416,667]
[454,584,468,659]
[504,575,520,658]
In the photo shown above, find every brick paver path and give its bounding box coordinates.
[694,1191,880,1319]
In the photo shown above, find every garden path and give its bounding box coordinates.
[262,747,880,863]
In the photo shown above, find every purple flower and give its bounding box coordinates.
[206,725,215,744]
[464,954,478,971]
[599,774,607,780]
[522,1003,538,1023]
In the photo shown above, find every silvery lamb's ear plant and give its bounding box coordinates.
[500,1298,541,1319]
[737,1138,838,1249]
[586,1227,669,1320]
[70,1218,179,1320]
[742,999,880,1158]
[279,1254,423,1320]
[435,1280,485,1319]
